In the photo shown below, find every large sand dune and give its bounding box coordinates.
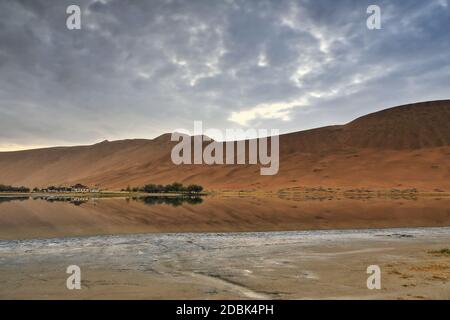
[0,100,449,191]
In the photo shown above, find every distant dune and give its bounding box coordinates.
[0,100,449,191]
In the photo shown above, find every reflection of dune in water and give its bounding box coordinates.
[0,196,450,240]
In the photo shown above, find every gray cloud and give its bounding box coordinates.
[0,0,449,149]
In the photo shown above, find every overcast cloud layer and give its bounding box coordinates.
[0,0,449,150]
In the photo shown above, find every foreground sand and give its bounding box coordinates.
[0,228,449,299]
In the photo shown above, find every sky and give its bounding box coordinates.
[0,0,449,151]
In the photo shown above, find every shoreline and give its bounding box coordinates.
[1,225,449,244]
[0,191,208,197]
[1,188,450,198]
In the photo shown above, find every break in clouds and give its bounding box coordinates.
[0,0,449,150]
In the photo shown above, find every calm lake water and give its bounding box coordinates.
[0,195,449,240]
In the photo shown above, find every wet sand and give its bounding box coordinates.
[0,228,449,299]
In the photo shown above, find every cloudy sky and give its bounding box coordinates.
[0,0,449,150]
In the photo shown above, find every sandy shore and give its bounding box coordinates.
[0,227,449,299]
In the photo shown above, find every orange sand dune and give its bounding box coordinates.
[0,100,449,191]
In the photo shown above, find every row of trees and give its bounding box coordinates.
[0,184,30,193]
[123,182,204,194]
[1,182,204,194]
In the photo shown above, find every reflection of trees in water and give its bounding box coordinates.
[0,196,30,204]
[0,195,203,207]
[32,196,90,206]
[134,196,203,207]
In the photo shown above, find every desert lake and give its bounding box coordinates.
[0,195,450,240]
[1,195,449,299]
